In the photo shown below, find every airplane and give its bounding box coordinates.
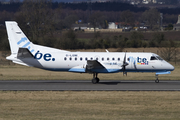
[5,21,174,84]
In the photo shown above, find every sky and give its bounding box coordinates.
[53,0,98,2]
[3,0,100,2]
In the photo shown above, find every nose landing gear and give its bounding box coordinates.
[155,74,159,83]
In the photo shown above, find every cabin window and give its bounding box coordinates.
[112,58,115,61]
[64,57,67,61]
[75,58,77,61]
[91,57,93,60]
[118,58,120,61]
[107,58,109,61]
[80,57,83,61]
[150,56,157,60]
[96,58,98,60]
[102,58,104,61]
[69,58,72,60]
[85,57,88,61]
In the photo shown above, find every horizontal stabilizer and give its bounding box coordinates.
[17,48,34,58]
[13,61,32,66]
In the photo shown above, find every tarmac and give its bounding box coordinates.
[0,80,180,91]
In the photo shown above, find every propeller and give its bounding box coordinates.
[133,59,137,70]
[122,52,129,76]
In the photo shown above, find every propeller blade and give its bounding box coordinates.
[123,53,126,64]
[122,52,128,76]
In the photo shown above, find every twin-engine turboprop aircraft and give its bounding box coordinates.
[5,21,174,83]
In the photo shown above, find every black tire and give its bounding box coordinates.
[155,79,159,83]
[96,78,100,83]
[92,78,97,84]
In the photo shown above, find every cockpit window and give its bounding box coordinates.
[150,56,158,60]
[156,56,163,60]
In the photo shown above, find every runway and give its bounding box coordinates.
[0,80,180,91]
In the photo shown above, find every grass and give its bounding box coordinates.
[0,91,180,120]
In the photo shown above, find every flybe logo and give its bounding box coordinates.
[137,57,148,65]
[35,51,55,61]
[17,37,34,53]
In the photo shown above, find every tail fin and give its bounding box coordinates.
[5,21,35,54]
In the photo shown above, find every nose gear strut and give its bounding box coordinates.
[155,74,159,83]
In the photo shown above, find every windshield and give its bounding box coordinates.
[150,56,158,60]
[150,56,164,61]
[156,56,163,60]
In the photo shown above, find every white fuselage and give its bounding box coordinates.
[16,48,174,73]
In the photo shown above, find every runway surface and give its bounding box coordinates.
[0,80,180,91]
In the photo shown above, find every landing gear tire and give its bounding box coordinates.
[92,78,99,84]
[155,79,159,83]
[96,78,99,83]
[92,73,100,84]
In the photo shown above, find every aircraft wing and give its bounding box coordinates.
[68,60,106,73]
[86,60,105,70]
[86,60,122,73]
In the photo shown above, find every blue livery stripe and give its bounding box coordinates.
[30,49,34,53]
[22,42,30,48]
[68,68,86,73]
[42,68,172,73]
[17,37,28,45]
[156,71,171,75]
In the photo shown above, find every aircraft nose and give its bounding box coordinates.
[168,63,175,71]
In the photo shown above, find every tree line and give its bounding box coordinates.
[56,30,177,49]
[0,0,179,51]
[0,26,177,51]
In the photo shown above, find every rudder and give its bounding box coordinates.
[5,21,34,54]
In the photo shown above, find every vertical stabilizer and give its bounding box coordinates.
[177,15,180,24]
[5,21,34,55]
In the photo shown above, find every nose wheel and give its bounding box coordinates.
[155,79,159,83]
[92,73,99,84]
[155,74,159,83]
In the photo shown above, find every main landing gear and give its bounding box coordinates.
[155,74,159,83]
[92,73,99,84]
